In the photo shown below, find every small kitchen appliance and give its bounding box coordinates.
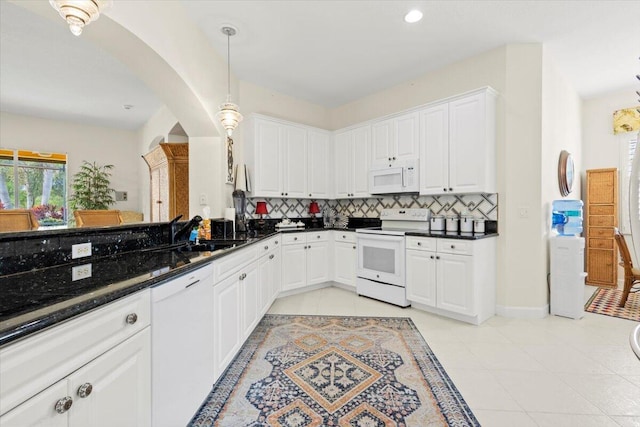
[211,218,234,238]
[355,208,430,307]
[473,218,486,234]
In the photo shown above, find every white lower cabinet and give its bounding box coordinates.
[212,237,281,382]
[406,236,496,324]
[333,231,357,288]
[281,232,330,292]
[0,290,151,427]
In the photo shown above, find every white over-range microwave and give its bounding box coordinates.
[368,160,419,194]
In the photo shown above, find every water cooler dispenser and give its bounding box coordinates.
[550,200,586,319]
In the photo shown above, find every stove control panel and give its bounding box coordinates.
[380,209,429,222]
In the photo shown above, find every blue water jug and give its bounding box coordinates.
[552,199,583,236]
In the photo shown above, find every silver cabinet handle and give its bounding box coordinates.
[269,254,274,259]
[77,383,93,398]
[264,245,269,250]
[451,245,455,249]
[275,240,279,244]
[449,188,453,191]
[392,156,396,160]
[239,273,246,280]
[317,235,321,239]
[294,237,298,241]
[417,242,422,246]
[430,255,435,259]
[125,313,138,325]
[443,188,447,192]
[309,193,312,197]
[353,245,356,249]
[55,396,73,414]
[436,256,440,260]
[342,235,346,239]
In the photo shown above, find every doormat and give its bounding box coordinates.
[190,314,479,426]
[585,288,640,322]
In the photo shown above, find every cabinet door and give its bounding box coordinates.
[448,93,485,193]
[213,274,241,379]
[68,329,151,427]
[307,130,331,199]
[406,249,437,307]
[352,125,371,197]
[0,380,68,427]
[240,263,260,339]
[334,241,356,287]
[282,126,307,198]
[254,119,283,197]
[307,241,329,285]
[394,112,420,162]
[419,103,449,195]
[436,253,475,316]
[371,119,394,167]
[282,244,307,291]
[334,131,351,198]
[269,249,282,305]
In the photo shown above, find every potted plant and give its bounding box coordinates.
[69,161,115,210]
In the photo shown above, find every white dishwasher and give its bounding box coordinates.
[151,263,214,427]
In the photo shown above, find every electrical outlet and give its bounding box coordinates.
[72,263,92,281]
[71,242,92,259]
[518,206,529,218]
[115,191,128,201]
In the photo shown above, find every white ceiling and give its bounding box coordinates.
[1,0,639,130]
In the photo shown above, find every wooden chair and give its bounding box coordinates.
[0,209,39,232]
[613,228,640,307]
[74,210,123,227]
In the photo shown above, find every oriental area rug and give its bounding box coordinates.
[585,288,640,322]
[190,315,479,426]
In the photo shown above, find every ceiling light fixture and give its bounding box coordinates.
[217,26,243,138]
[49,0,113,36]
[404,10,423,23]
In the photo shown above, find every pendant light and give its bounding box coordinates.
[217,26,243,137]
[49,0,112,36]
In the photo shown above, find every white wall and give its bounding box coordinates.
[0,111,140,212]
[540,49,583,300]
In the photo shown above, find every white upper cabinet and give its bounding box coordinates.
[419,88,496,195]
[246,114,331,199]
[334,124,371,199]
[371,112,419,168]
[307,129,332,199]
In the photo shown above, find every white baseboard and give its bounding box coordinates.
[495,304,549,319]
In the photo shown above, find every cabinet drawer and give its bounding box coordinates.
[588,216,615,227]
[306,231,328,243]
[282,232,306,245]
[437,239,473,255]
[334,231,356,244]
[258,236,280,258]
[588,227,614,238]
[588,238,614,250]
[213,245,258,282]
[0,289,150,416]
[588,205,615,215]
[406,236,436,251]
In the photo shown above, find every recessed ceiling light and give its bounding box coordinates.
[404,10,423,23]
[123,104,134,110]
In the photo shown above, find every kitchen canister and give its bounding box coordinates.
[460,215,474,233]
[473,218,486,234]
[445,215,459,233]
[430,215,445,231]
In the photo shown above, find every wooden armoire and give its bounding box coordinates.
[585,168,618,288]
[142,143,189,222]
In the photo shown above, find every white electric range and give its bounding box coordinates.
[355,208,430,307]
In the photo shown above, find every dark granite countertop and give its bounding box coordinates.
[405,231,499,240]
[0,232,278,347]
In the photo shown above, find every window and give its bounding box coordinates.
[619,133,639,233]
[0,149,68,227]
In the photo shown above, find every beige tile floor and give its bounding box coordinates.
[268,285,640,427]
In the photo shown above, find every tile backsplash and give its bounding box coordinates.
[246,193,498,220]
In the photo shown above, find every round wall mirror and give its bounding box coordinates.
[558,150,574,196]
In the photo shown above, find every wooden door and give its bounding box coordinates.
[586,168,618,287]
